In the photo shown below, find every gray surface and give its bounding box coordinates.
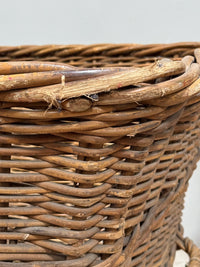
[0,0,200,45]
[0,0,199,246]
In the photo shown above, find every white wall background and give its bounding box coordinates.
[0,0,199,246]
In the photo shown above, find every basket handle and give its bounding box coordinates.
[183,237,200,266]
[176,225,200,266]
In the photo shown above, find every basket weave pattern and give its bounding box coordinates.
[0,43,200,266]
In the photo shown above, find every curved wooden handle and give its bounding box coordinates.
[182,237,200,267]
[176,225,200,266]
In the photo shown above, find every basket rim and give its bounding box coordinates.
[0,42,200,108]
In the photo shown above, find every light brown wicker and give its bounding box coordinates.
[0,42,199,266]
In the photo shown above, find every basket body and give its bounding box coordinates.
[0,43,200,267]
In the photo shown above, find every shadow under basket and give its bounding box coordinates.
[0,43,200,267]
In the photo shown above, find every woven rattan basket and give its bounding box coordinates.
[0,43,200,267]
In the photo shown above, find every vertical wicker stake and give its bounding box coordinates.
[0,144,10,245]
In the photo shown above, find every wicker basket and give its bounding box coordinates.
[0,43,200,267]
